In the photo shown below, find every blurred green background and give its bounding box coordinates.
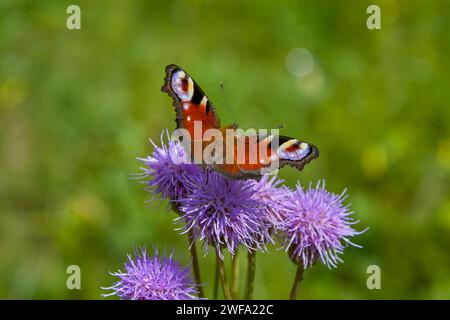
[1,0,449,299]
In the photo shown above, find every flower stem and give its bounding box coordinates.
[244,250,256,300]
[187,229,204,298]
[231,249,240,299]
[213,259,219,299]
[216,251,232,300]
[289,264,305,300]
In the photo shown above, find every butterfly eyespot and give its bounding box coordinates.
[278,140,311,161]
[181,77,189,91]
[171,70,194,101]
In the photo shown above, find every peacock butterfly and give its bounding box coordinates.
[161,64,319,179]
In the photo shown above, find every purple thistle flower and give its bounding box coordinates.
[250,175,293,227]
[177,170,273,259]
[280,180,366,269]
[138,131,202,201]
[103,248,200,300]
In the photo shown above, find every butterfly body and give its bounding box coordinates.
[162,64,318,179]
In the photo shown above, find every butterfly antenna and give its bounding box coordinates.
[220,82,236,125]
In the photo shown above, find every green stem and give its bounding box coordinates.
[172,204,204,299]
[244,250,256,300]
[187,229,204,298]
[216,251,232,300]
[289,264,305,300]
[231,249,239,299]
[213,258,219,299]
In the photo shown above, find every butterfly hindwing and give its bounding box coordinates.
[233,134,319,178]
[275,135,319,171]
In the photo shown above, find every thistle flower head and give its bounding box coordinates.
[250,175,293,226]
[178,170,273,259]
[281,180,366,268]
[138,131,201,201]
[103,248,200,300]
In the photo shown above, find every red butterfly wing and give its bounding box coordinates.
[162,64,220,138]
[233,135,319,179]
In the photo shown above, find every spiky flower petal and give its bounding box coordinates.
[250,175,292,226]
[103,248,200,300]
[280,181,366,268]
[138,131,201,201]
[177,170,273,259]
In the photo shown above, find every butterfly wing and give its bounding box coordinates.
[276,135,319,171]
[224,134,319,179]
[162,64,220,137]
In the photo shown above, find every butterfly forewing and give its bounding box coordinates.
[162,64,220,137]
